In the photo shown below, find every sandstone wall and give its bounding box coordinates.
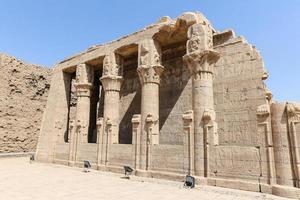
[212,35,268,182]
[0,53,51,153]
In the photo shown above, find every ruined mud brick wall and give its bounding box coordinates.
[0,53,51,153]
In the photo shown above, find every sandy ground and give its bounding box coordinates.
[0,157,293,200]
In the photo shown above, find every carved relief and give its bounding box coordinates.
[186,23,213,54]
[137,65,164,85]
[183,23,219,79]
[137,39,164,85]
[76,63,93,84]
[103,53,123,76]
[138,39,161,67]
[287,103,300,122]
[202,109,216,124]
[256,104,270,118]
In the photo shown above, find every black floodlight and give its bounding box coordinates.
[184,175,195,188]
[83,160,91,172]
[123,166,134,178]
[29,154,35,164]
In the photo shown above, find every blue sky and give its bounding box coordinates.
[0,0,299,102]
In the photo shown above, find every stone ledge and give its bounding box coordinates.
[0,152,35,159]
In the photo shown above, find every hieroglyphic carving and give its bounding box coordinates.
[138,39,161,67]
[137,39,164,85]
[103,53,123,76]
[186,23,213,53]
[76,63,93,84]
[256,104,270,118]
[287,103,300,122]
[137,65,164,85]
[183,23,219,80]
[286,103,300,187]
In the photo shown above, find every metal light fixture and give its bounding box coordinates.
[123,166,134,179]
[83,160,91,172]
[184,175,195,188]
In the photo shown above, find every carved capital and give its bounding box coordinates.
[137,38,164,85]
[257,104,270,118]
[137,65,164,85]
[286,103,300,122]
[145,113,158,124]
[187,23,213,54]
[265,88,273,102]
[202,109,216,124]
[183,50,219,78]
[96,117,103,127]
[76,63,93,84]
[69,120,75,129]
[106,118,113,126]
[74,83,92,97]
[100,75,123,92]
[182,110,194,123]
[138,39,161,66]
[184,23,219,79]
[103,53,123,76]
[132,114,141,124]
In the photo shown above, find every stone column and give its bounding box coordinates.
[182,110,195,175]
[137,39,164,170]
[100,53,123,166]
[96,117,104,167]
[257,104,276,185]
[183,23,219,177]
[286,103,300,187]
[74,63,93,143]
[68,120,76,165]
[132,114,141,169]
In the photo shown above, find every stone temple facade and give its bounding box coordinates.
[36,12,300,198]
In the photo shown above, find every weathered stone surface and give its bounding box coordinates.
[0,53,51,153]
[35,11,300,199]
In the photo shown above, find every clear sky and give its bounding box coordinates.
[0,0,299,102]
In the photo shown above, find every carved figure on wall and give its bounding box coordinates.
[103,53,123,76]
[76,63,93,84]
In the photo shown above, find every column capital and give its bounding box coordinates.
[137,65,164,85]
[202,109,216,124]
[137,38,164,85]
[75,63,93,97]
[182,110,194,124]
[103,53,123,76]
[183,23,219,79]
[100,75,123,92]
[96,117,104,127]
[183,50,219,76]
[132,114,141,124]
[286,103,300,122]
[74,83,92,97]
[76,63,94,84]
